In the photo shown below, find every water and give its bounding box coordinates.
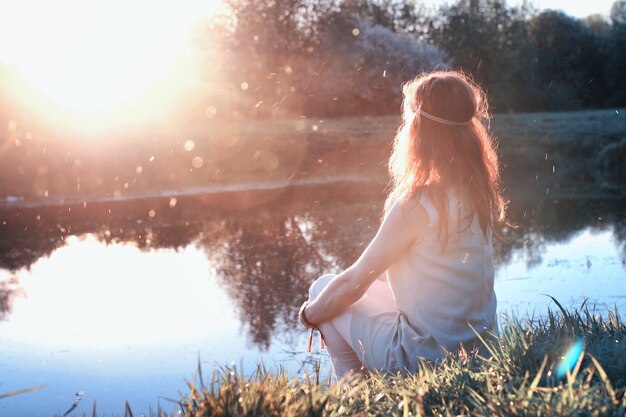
[0,181,624,416]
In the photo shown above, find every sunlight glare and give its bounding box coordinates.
[0,0,223,122]
[0,235,236,349]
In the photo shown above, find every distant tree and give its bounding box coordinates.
[190,0,340,118]
[427,0,539,111]
[189,0,622,116]
[427,0,506,86]
[528,10,608,110]
[338,0,434,35]
[582,14,612,37]
[302,10,449,116]
[610,0,626,24]
[605,1,626,106]
[486,9,539,112]
[189,0,447,118]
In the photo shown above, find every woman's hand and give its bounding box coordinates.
[296,199,427,325]
[298,301,318,329]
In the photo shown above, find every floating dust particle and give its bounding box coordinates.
[253,150,279,171]
[204,106,217,118]
[219,135,239,148]
[312,125,319,131]
[169,197,177,208]
[184,140,195,151]
[240,82,249,91]
[295,120,306,131]
[192,156,204,169]
[148,209,156,218]
[149,156,155,162]
[136,165,143,174]
[352,28,360,36]
[284,65,293,75]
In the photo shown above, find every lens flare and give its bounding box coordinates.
[556,339,584,378]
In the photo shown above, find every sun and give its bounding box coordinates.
[0,0,223,125]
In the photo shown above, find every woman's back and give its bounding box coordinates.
[301,70,506,379]
[387,188,497,361]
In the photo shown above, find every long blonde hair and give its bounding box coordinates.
[385,70,506,245]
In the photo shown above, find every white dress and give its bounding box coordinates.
[347,188,497,373]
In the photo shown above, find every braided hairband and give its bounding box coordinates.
[415,107,472,126]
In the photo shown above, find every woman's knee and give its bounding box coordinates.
[308,273,336,300]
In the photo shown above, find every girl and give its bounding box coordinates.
[299,70,506,379]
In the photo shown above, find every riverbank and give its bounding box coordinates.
[125,305,625,417]
[0,108,623,205]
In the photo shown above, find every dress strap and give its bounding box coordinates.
[417,193,439,228]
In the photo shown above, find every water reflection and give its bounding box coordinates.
[0,236,237,348]
[496,198,626,268]
[0,182,625,349]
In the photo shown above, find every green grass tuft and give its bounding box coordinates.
[136,305,625,416]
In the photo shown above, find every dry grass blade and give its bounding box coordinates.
[467,322,498,359]
[0,384,47,400]
[588,353,616,403]
[527,354,548,398]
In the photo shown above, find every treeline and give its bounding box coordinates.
[189,0,626,118]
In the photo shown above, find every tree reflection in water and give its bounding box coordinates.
[0,182,624,348]
[199,202,381,349]
[495,198,626,268]
[0,276,22,321]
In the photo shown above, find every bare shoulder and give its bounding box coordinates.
[384,196,429,244]
[392,195,429,225]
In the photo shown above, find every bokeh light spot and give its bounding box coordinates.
[184,140,195,151]
[204,106,217,118]
[192,156,204,169]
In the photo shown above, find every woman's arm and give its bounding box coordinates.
[303,198,428,325]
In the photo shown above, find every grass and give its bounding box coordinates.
[0,384,47,400]
[106,303,625,417]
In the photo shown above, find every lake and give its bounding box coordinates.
[0,179,624,416]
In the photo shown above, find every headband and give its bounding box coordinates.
[415,107,472,126]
